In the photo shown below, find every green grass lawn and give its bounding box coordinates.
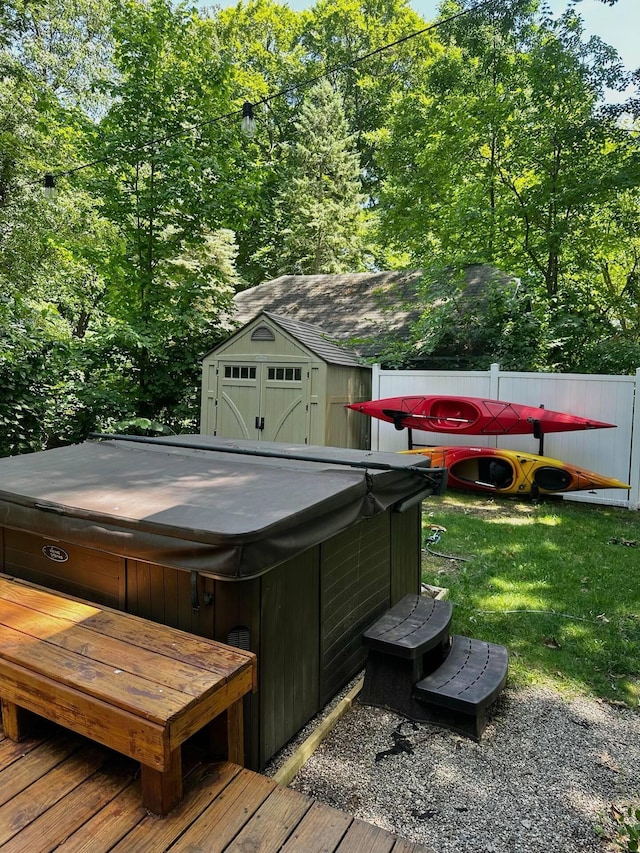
[421,492,640,708]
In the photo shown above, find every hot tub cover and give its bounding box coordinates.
[0,436,446,579]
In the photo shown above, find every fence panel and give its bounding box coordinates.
[370,364,639,509]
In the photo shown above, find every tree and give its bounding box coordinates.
[0,0,118,454]
[211,0,307,285]
[376,0,639,372]
[300,0,431,198]
[93,0,242,422]
[271,79,365,274]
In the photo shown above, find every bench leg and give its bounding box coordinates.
[1,700,30,742]
[206,698,245,766]
[226,698,244,765]
[140,748,182,816]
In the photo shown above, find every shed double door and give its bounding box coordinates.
[215,360,310,442]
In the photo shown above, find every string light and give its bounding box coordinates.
[43,173,56,198]
[241,102,256,136]
[33,0,498,188]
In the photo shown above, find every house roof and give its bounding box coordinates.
[230,266,519,360]
[232,270,424,358]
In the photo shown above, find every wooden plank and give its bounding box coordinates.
[54,781,147,853]
[0,756,136,853]
[0,744,107,845]
[279,800,353,852]
[0,660,252,770]
[0,733,80,807]
[0,729,49,772]
[80,610,256,678]
[167,768,278,853]
[167,667,254,752]
[0,623,190,723]
[335,819,397,853]
[0,700,28,742]
[109,761,242,853]
[0,577,101,621]
[225,698,244,765]
[0,598,224,698]
[0,660,168,769]
[206,697,245,765]
[224,784,313,853]
[0,578,255,684]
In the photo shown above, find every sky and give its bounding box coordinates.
[261,0,639,76]
[411,1,638,74]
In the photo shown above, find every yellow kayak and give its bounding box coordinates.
[403,446,630,496]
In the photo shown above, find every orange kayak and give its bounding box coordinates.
[403,446,630,496]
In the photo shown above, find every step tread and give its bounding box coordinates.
[414,635,508,712]
[363,594,453,660]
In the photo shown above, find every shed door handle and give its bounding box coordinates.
[255,416,265,431]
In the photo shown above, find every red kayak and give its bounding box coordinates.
[347,396,615,436]
[403,446,630,496]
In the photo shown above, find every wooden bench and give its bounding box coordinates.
[0,575,257,816]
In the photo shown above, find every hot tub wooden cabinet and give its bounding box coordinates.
[0,435,447,768]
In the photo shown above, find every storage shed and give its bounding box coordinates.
[0,435,446,768]
[201,311,371,449]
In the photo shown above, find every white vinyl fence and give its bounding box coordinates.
[370,363,640,510]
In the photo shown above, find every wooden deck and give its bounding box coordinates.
[0,721,434,852]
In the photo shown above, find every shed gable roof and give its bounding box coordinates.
[207,311,365,368]
[262,312,364,367]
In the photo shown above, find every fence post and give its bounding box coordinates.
[629,367,640,510]
[371,364,382,451]
[490,363,500,399]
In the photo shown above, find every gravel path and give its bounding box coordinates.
[267,685,640,853]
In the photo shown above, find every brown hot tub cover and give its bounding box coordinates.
[0,436,445,580]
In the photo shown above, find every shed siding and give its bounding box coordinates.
[308,362,327,445]
[215,323,309,360]
[319,514,390,704]
[326,365,371,449]
[201,314,371,449]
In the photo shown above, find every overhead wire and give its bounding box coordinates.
[26,0,499,188]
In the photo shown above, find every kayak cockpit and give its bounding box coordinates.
[428,399,479,430]
[452,457,514,490]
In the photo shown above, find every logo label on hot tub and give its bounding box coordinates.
[42,545,69,563]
